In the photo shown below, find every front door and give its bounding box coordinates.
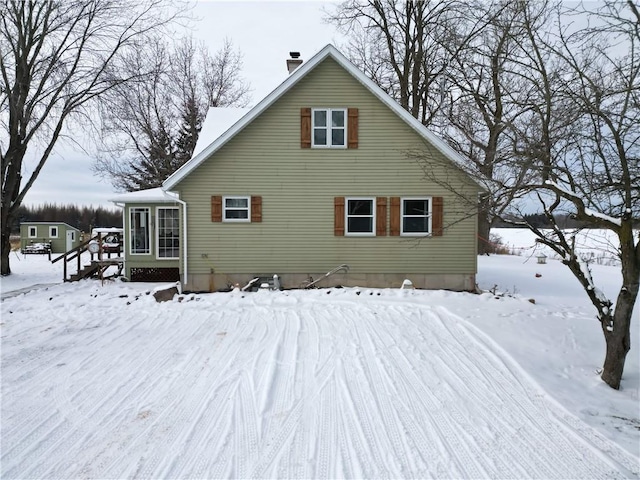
[66,230,74,251]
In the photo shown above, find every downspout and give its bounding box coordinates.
[165,192,188,285]
[114,202,126,276]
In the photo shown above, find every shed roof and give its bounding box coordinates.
[20,222,80,231]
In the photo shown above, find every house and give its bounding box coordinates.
[20,222,81,253]
[111,45,484,291]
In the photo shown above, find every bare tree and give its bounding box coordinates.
[94,37,250,192]
[506,0,639,389]
[437,0,540,253]
[326,0,472,126]
[0,0,181,275]
[327,0,522,252]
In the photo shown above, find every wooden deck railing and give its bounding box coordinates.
[51,233,123,282]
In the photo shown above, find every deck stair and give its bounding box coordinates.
[52,233,124,283]
[69,263,102,282]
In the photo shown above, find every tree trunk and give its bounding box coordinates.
[600,238,639,389]
[601,303,633,389]
[1,213,14,275]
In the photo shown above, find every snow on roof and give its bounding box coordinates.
[192,107,251,158]
[109,187,179,204]
[163,44,485,191]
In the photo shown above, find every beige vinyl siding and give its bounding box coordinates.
[176,57,479,277]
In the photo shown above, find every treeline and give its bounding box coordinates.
[12,203,121,234]
[495,214,640,229]
[494,214,594,229]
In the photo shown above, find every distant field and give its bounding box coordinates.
[491,228,633,266]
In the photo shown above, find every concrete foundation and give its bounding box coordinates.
[183,272,476,293]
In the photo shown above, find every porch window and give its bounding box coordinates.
[130,207,150,254]
[157,207,179,259]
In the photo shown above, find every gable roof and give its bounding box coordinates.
[163,44,483,190]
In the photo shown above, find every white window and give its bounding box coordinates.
[312,108,346,148]
[28,226,37,238]
[70,231,75,241]
[49,226,58,238]
[157,207,179,259]
[346,198,375,236]
[223,196,250,222]
[401,197,432,235]
[130,207,150,254]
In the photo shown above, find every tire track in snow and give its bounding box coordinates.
[101,310,260,479]
[360,306,490,479]
[309,303,394,477]
[348,308,411,476]
[249,324,337,479]
[11,310,214,479]
[424,306,610,478]
[439,307,640,477]
[233,371,260,479]
[65,308,251,479]
[336,350,386,478]
[3,290,636,479]
[429,305,629,478]
[387,302,631,479]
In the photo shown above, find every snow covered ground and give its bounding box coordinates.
[1,237,638,478]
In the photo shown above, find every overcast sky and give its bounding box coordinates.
[22,1,343,209]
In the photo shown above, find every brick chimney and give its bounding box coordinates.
[287,52,303,74]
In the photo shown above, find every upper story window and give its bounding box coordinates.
[130,207,150,254]
[346,197,375,236]
[28,226,37,238]
[312,108,346,148]
[49,226,58,238]
[223,196,250,222]
[401,198,432,235]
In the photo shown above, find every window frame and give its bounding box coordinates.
[400,197,432,236]
[70,231,75,242]
[49,226,58,238]
[223,196,251,223]
[345,197,376,237]
[28,226,37,238]
[156,207,180,260]
[312,108,347,148]
[130,207,151,255]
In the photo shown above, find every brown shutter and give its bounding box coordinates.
[348,108,358,149]
[301,108,311,148]
[376,197,387,236]
[390,197,400,236]
[334,197,345,236]
[251,196,262,223]
[211,195,222,222]
[432,196,443,236]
